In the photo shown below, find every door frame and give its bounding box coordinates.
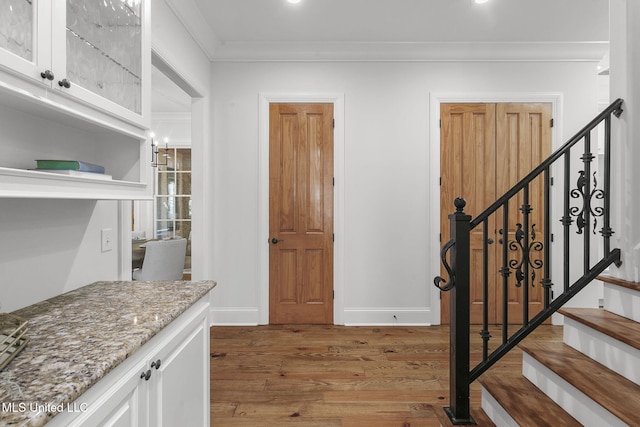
[429,92,563,325]
[258,93,346,325]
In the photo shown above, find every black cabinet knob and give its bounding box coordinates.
[140,369,151,381]
[151,359,161,370]
[40,70,54,81]
[58,79,71,89]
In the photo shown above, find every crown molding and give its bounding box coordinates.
[163,0,220,61]
[210,41,609,63]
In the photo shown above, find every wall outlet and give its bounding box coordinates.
[101,228,114,252]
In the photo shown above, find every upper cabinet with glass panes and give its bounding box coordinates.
[0,0,150,129]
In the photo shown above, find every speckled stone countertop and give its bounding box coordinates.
[0,280,216,427]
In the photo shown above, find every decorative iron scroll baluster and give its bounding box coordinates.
[506,223,544,288]
[570,170,605,235]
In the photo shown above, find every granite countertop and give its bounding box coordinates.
[0,280,216,427]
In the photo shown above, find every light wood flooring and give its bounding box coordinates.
[210,324,563,426]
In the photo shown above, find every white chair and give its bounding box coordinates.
[132,238,188,281]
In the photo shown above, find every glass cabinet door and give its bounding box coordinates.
[0,0,51,79]
[0,0,34,61]
[65,0,143,114]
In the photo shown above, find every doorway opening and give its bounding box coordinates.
[129,52,201,281]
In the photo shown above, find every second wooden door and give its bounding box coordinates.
[440,102,552,324]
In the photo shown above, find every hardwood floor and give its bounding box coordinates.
[210,324,563,426]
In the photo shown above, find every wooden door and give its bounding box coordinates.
[440,102,551,325]
[495,103,552,324]
[440,104,497,325]
[269,103,334,324]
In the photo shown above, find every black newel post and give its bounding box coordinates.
[444,198,475,425]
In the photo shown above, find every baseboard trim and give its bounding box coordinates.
[343,307,432,326]
[210,307,260,326]
[210,307,434,326]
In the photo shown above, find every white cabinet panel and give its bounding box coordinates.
[148,311,210,427]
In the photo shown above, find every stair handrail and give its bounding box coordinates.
[473,98,623,227]
[435,98,624,425]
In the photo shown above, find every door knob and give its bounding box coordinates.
[40,70,54,80]
[271,238,281,244]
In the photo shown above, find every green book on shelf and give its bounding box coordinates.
[35,160,105,174]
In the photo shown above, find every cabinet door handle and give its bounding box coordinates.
[40,70,55,81]
[151,359,161,370]
[58,79,71,89]
[140,369,152,381]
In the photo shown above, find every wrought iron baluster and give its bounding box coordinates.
[481,219,491,361]
[603,114,613,254]
[601,113,620,268]
[583,132,593,273]
[499,201,509,343]
[522,185,531,324]
[562,151,572,292]
[543,167,553,308]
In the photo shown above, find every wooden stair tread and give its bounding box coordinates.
[519,341,640,426]
[558,307,640,350]
[479,373,581,427]
[598,274,640,292]
[436,406,495,427]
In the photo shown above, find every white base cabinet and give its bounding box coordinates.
[47,293,211,427]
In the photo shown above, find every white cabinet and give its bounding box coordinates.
[46,293,211,427]
[147,305,210,427]
[0,0,150,127]
[0,0,151,200]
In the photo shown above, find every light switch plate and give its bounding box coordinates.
[101,228,114,252]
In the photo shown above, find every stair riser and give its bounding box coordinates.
[480,388,519,427]
[522,353,626,427]
[604,282,640,322]
[563,317,640,385]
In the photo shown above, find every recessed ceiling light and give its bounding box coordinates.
[475,0,489,3]
[288,0,302,4]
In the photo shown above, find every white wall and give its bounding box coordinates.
[610,0,640,281]
[0,200,120,312]
[210,60,601,325]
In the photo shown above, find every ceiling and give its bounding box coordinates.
[189,0,609,60]
[153,0,610,112]
[198,0,608,43]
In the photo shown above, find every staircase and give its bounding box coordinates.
[479,275,640,426]
[434,99,636,426]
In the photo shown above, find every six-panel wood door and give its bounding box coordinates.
[440,102,552,325]
[269,103,334,324]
